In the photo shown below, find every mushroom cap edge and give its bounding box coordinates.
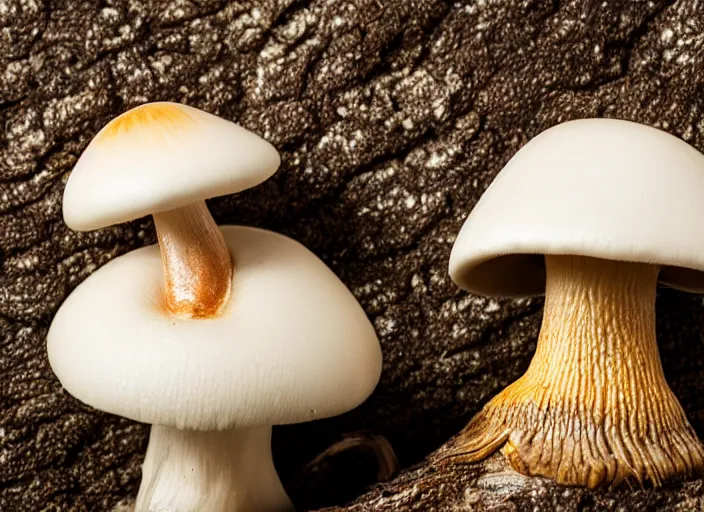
[449,118,704,297]
[47,226,382,430]
[63,102,281,231]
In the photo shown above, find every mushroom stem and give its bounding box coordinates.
[153,201,232,318]
[135,425,292,511]
[438,255,704,487]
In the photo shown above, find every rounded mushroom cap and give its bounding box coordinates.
[63,102,280,231]
[47,226,382,430]
[449,118,704,297]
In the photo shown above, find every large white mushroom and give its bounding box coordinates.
[48,103,382,511]
[442,119,704,488]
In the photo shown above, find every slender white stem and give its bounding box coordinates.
[135,425,292,512]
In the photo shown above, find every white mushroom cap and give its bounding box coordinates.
[449,118,704,297]
[47,226,382,430]
[63,102,280,231]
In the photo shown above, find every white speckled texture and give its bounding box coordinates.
[5,0,704,510]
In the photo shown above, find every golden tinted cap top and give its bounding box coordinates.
[63,102,280,231]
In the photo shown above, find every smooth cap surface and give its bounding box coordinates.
[47,226,382,430]
[63,102,280,231]
[449,118,704,297]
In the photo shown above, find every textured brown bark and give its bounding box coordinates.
[3,0,704,510]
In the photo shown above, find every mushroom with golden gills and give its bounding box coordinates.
[442,118,704,488]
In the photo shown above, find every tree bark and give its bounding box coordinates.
[2,0,704,510]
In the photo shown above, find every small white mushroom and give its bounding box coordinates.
[48,103,382,511]
[63,101,281,318]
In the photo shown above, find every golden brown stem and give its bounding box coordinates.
[153,202,232,319]
[437,255,704,488]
